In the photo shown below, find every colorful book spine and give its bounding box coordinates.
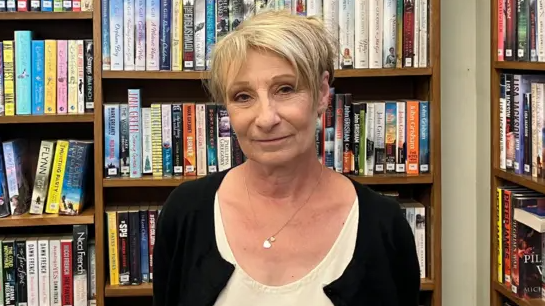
[135,0,146,70]
[57,40,68,114]
[194,0,205,70]
[15,31,32,115]
[206,103,218,173]
[106,208,119,286]
[120,104,130,176]
[128,89,142,178]
[3,239,16,306]
[124,0,135,70]
[217,104,231,171]
[183,103,196,175]
[84,40,94,112]
[44,40,57,114]
[145,0,160,70]
[171,104,183,175]
[139,207,150,282]
[419,100,429,173]
[205,0,215,69]
[171,0,182,71]
[104,104,121,177]
[150,104,163,176]
[59,141,91,216]
[161,104,173,176]
[159,0,171,70]
[0,42,3,116]
[406,100,420,174]
[182,0,194,70]
[40,0,52,10]
[383,0,397,68]
[102,0,111,70]
[384,101,397,173]
[110,0,124,70]
[141,108,153,174]
[30,140,56,215]
[67,40,78,113]
[45,140,69,214]
[3,41,15,116]
[196,103,207,175]
[31,40,45,115]
[396,101,406,173]
[77,40,85,114]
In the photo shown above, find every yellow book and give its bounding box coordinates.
[106,206,119,285]
[67,40,78,113]
[44,40,57,114]
[3,41,15,116]
[171,0,183,71]
[497,187,503,283]
[151,104,163,177]
[45,140,70,214]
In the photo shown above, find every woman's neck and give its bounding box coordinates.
[242,153,325,202]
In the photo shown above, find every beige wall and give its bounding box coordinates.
[441,0,490,304]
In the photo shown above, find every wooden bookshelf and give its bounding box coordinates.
[493,282,545,306]
[0,114,94,124]
[0,207,95,227]
[0,11,93,20]
[494,61,545,72]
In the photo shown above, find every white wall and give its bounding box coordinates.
[441,0,490,303]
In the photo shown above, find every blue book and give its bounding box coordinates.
[128,89,142,178]
[109,0,124,70]
[104,104,121,177]
[31,40,45,115]
[419,101,429,173]
[60,141,92,215]
[15,31,33,115]
[205,0,215,70]
[41,0,52,11]
[102,0,111,69]
[158,0,171,70]
[139,209,150,282]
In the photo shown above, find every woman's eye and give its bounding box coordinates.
[277,86,294,94]
[234,93,251,102]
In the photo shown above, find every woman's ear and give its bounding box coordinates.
[317,71,330,116]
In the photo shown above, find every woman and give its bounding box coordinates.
[153,10,421,306]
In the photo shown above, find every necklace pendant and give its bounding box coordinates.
[263,237,274,249]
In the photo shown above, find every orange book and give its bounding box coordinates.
[183,103,197,176]
[406,101,420,174]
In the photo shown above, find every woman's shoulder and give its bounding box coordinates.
[351,180,404,218]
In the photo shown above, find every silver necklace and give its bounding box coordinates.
[243,165,325,249]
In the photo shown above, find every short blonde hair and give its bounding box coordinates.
[206,10,336,105]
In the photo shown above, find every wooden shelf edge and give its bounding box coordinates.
[493,281,545,306]
[0,114,94,124]
[0,11,93,20]
[494,61,545,72]
[104,278,434,297]
[102,68,433,80]
[493,168,545,194]
[103,173,433,188]
[0,206,95,227]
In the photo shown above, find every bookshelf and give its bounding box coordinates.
[0,0,442,305]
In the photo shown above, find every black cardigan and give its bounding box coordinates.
[152,169,421,306]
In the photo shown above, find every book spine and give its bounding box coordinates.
[365,102,376,175]
[44,140,69,213]
[147,209,157,281]
[38,239,49,306]
[117,211,130,285]
[230,129,243,166]
[183,103,196,175]
[88,241,96,305]
[196,103,207,175]
[15,240,27,306]
[145,0,160,70]
[73,225,88,306]
[418,0,427,66]
[40,0,51,10]
[57,40,68,114]
[124,0,135,71]
[6,0,14,11]
[395,0,403,67]
[49,239,62,306]
[537,83,544,177]
[537,0,544,61]
[419,101,429,173]
[385,102,397,173]
[161,104,173,176]
[402,0,414,67]
[205,0,215,69]
[30,140,56,215]
[44,40,57,114]
[351,103,361,175]
[120,104,130,176]
[135,0,146,70]
[150,104,163,176]
[106,211,119,285]
[76,40,85,114]
[61,239,73,306]
[382,0,397,68]
[59,141,91,216]
[104,104,121,177]
[3,41,15,116]
[171,0,182,71]
[359,105,366,174]
[216,105,231,171]
[194,0,206,70]
[68,40,79,113]
[339,0,355,69]
[0,42,3,116]
[334,94,344,172]
[110,0,124,70]
[373,102,386,173]
[159,0,172,70]
[183,0,195,70]
[15,31,32,115]
[102,0,111,70]
[25,239,38,306]
[523,92,531,175]
[323,88,335,169]
[129,210,141,284]
[517,0,530,61]
[354,0,368,69]
[396,101,406,173]
[342,94,353,173]
[2,142,20,215]
[141,108,153,174]
[31,40,45,115]
[3,240,16,306]
[139,209,150,282]
[412,0,420,66]
[128,89,142,178]
[84,40,94,112]
[216,0,229,41]
[406,100,420,174]
[206,104,218,173]
[500,74,507,170]
[172,104,184,175]
[369,0,383,68]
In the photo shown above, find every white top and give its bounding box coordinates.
[213,193,359,306]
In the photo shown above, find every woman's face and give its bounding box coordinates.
[225,49,329,167]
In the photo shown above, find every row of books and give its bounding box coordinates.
[0,0,92,11]
[101,0,429,72]
[0,138,93,218]
[102,89,430,179]
[0,225,96,306]
[498,73,545,177]
[495,185,545,300]
[0,34,95,117]
[496,0,544,62]
[105,205,161,286]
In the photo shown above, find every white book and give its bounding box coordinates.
[196,104,207,176]
[365,103,375,175]
[77,40,85,114]
[306,0,323,18]
[412,0,420,67]
[539,0,545,61]
[500,87,506,170]
[26,239,39,306]
[145,0,160,70]
[514,208,545,233]
[30,141,55,215]
[374,102,385,173]
[49,238,62,306]
[124,0,136,70]
[68,40,78,114]
[338,0,355,69]
[354,0,368,68]
[142,108,153,174]
[38,238,50,306]
[368,0,383,68]
[382,0,396,68]
[194,0,207,70]
[135,0,146,70]
[532,84,538,177]
[396,102,406,173]
[418,0,428,67]
[110,0,125,70]
[323,0,339,69]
